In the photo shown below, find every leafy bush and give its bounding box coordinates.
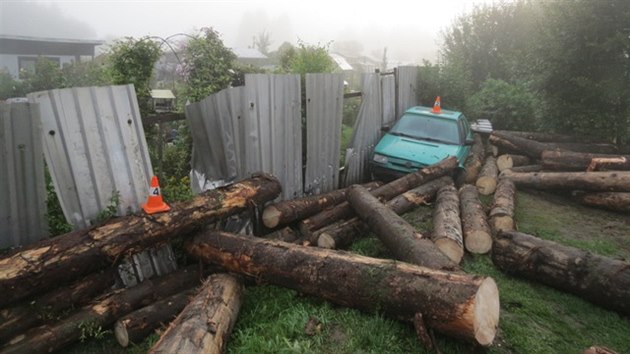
[0,70,26,99]
[465,78,540,130]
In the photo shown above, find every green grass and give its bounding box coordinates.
[64,189,630,353]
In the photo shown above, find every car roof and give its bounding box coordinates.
[404,106,462,121]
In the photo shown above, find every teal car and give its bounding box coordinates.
[371,106,473,180]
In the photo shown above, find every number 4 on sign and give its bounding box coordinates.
[142,176,170,214]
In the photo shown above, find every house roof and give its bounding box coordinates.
[329,53,353,71]
[231,47,268,59]
[0,34,104,45]
[151,90,176,99]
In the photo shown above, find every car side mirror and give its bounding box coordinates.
[381,125,391,132]
[465,137,474,145]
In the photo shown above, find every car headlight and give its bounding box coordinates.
[373,154,388,164]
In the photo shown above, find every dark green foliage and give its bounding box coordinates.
[107,37,162,117]
[45,166,72,236]
[535,0,630,142]
[0,70,26,99]
[180,27,236,102]
[466,78,540,130]
[20,57,66,93]
[288,41,336,76]
[61,60,109,88]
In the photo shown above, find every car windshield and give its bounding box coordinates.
[390,114,461,145]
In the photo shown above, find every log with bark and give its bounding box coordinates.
[458,185,492,254]
[431,184,464,264]
[476,156,498,195]
[347,184,457,270]
[262,182,380,229]
[0,269,116,343]
[464,134,485,184]
[186,231,500,346]
[1,266,203,354]
[492,231,630,315]
[114,288,197,347]
[500,170,630,192]
[572,192,630,213]
[496,154,531,172]
[490,131,619,159]
[298,157,458,236]
[317,176,452,250]
[148,274,243,354]
[485,141,498,158]
[0,173,281,308]
[582,346,620,354]
[489,179,516,233]
[493,130,604,144]
[505,164,543,173]
[541,150,630,172]
[261,227,299,243]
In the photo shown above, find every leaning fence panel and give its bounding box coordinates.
[305,73,344,195]
[342,73,383,186]
[0,102,48,248]
[396,66,419,118]
[28,85,153,228]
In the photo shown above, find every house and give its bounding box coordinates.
[0,35,103,78]
[231,47,274,69]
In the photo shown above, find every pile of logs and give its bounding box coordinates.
[1,129,628,353]
[489,130,630,213]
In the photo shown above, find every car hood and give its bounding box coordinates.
[375,134,463,165]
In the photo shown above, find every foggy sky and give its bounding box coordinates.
[0,0,493,64]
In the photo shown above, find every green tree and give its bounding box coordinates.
[0,70,26,99]
[62,59,109,88]
[289,41,336,76]
[180,27,236,102]
[534,0,630,142]
[466,78,540,130]
[21,57,65,93]
[253,30,272,55]
[272,42,296,73]
[107,37,162,116]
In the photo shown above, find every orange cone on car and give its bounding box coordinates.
[142,176,170,214]
[431,96,442,113]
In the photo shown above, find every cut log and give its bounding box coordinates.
[476,156,498,195]
[115,288,196,347]
[431,185,464,264]
[186,231,500,346]
[464,134,485,184]
[0,173,281,308]
[347,184,456,270]
[261,227,299,243]
[572,192,630,213]
[505,164,542,173]
[490,131,619,159]
[582,346,619,354]
[317,176,452,249]
[541,150,630,171]
[458,185,492,254]
[489,179,516,233]
[148,274,243,354]
[262,182,380,229]
[0,269,116,343]
[496,154,531,172]
[2,266,202,354]
[493,130,604,144]
[298,157,458,235]
[485,141,498,157]
[500,170,630,192]
[492,231,630,315]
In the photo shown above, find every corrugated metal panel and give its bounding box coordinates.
[304,73,344,194]
[381,75,396,125]
[0,102,48,248]
[29,85,153,228]
[245,74,302,200]
[187,87,246,193]
[396,66,419,118]
[342,73,382,186]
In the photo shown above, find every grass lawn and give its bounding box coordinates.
[66,189,630,353]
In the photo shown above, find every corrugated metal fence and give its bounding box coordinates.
[0,102,48,248]
[189,68,418,198]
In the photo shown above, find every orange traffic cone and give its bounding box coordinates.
[142,176,170,214]
[431,96,442,114]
